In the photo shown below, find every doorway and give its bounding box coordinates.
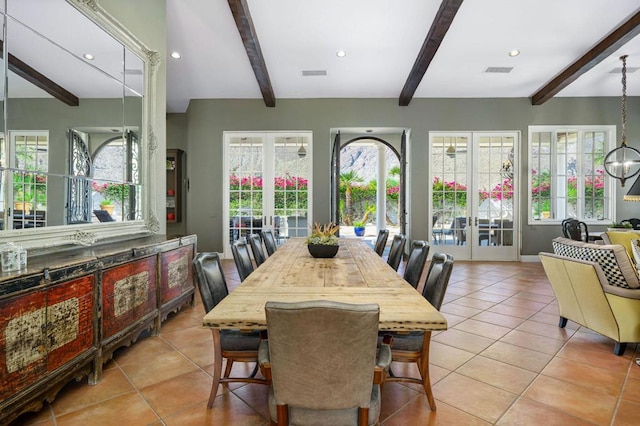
[429,131,519,261]
[331,130,409,252]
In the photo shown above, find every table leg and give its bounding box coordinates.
[208,329,222,408]
[420,331,436,410]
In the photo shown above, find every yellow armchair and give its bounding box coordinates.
[540,237,640,355]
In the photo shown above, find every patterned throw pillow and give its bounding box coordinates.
[552,237,640,289]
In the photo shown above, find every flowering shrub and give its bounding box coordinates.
[92,181,129,204]
[432,177,467,208]
[229,174,308,215]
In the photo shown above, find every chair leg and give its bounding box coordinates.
[358,407,369,426]
[277,404,289,426]
[614,342,627,356]
[224,359,233,378]
[558,316,568,328]
[249,362,259,378]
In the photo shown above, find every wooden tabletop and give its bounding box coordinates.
[203,238,448,332]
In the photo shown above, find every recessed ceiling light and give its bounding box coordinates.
[336,50,346,58]
[83,53,94,60]
[170,51,181,59]
[508,49,520,57]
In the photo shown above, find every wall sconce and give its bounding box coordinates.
[604,55,640,186]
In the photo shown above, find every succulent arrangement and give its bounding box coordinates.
[306,222,339,245]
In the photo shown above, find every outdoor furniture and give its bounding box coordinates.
[192,252,267,408]
[259,300,391,425]
[454,217,467,245]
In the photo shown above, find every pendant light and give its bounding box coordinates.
[446,141,456,158]
[603,55,640,186]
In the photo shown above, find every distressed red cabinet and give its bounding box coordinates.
[0,234,197,424]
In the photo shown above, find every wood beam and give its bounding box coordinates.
[399,0,463,106]
[0,40,79,107]
[227,0,276,107]
[531,10,640,105]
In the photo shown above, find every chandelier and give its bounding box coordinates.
[603,55,640,187]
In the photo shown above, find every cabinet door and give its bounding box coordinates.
[160,245,194,305]
[102,256,157,339]
[0,288,48,400]
[46,275,95,372]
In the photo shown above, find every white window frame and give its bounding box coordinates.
[527,125,615,225]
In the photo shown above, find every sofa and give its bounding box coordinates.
[539,237,640,355]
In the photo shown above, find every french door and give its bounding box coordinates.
[223,131,312,258]
[430,132,519,261]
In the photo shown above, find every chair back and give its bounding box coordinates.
[422,252,454,310]
[387,234,406,271]
[265,300,380,411]
[403,240,430,288]
[621,218,640,230]
[248,233,267,266]
[192,252,229,313]
[563,219,588,241]
[261,230,278,256]
[231,239,254,282]
[373,229,389,256]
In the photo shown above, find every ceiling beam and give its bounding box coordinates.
[0,40,79,107]
[399,0,464,106]
[227,0,276,107]
[531,10,640,105]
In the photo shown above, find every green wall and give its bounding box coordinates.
[183,97,640,256]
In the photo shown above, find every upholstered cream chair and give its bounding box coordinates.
[259,300,391,426]
[540,237,640,355]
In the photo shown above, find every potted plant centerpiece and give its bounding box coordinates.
[306,222,340,258]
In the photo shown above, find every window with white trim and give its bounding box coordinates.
[528,126,615,224]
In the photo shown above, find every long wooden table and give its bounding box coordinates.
[202,238,448,406]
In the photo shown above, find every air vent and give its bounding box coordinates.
[301,70,327,77]
[485,67,513,73]
[609,67,640,73]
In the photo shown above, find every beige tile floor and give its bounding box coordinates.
[11,258,640,425]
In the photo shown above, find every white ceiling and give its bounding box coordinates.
[166,0,640,113]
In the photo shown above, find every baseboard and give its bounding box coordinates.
[520,255,541,262]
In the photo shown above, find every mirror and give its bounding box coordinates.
[0,0,158,252]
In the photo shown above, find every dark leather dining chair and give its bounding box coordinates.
[562,218,588,242]
[231,239,254,282]
[248,233,267,266]
[192,252,267,408]
[403,240,430,289]
[259,300,391,425]
[386,234,407,271]
[383,252,454,410]
[374,229,389,256]
[261,230,278,256]
[621,218,640,230]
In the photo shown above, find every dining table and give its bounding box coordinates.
[202,237,448,403]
